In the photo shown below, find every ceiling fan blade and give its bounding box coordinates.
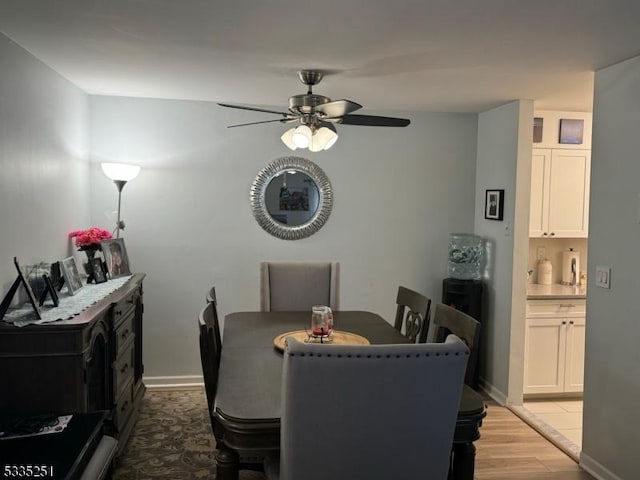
[314,99,362,118]
[218,103,291,117]
[336,114,410,127]
[227,118,297,128]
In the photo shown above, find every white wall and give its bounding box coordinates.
[88,95,479,377]
[0,33,89,299]
[580,55,640,480]
[474,100,533,402]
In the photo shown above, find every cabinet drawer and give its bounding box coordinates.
[114,312,135,355]
[113,342,135,400]
[526,299,586,317]
[114,377,134,432]
[113,289,139,325]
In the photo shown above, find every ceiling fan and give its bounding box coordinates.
[218,70,411,152]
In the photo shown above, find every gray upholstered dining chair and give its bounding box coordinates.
[393,285,432,343]
[260,261,339,311]
[267,336,469,480]
[427,303,481,387]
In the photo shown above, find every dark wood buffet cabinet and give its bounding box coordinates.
[0,273,145,456]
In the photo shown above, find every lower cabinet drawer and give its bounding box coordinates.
[113,342,135,401]
[526,299,586,316]
[114,312,135,354]
[114,378,134,432]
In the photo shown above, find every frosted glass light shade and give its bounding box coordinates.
[292,125,312,149]
[101,162,141,182]
[281,128,298,150]
[316,126,338,150]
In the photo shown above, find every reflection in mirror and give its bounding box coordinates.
[250,157,332,240]
[264,170,320,227]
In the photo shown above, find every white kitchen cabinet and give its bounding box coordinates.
[524,300,586,394]
[529,148,591,238]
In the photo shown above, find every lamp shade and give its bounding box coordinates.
[291,125,312,149]
[101,162,141,182]
[281,128,298,151]
[316,126,338,150]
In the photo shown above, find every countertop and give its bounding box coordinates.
[527,283,587,300]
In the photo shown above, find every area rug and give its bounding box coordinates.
[112,388,266,479]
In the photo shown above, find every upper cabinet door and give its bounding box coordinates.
[547,149,591,237]
[529,148,590,238]
[529,149,551,237]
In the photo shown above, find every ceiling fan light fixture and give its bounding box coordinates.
[292,125,312,149]
[316,126,338,150]
[281,128,298,150]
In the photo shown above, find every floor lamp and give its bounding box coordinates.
[100,162,141,238]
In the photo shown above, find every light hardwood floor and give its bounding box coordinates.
[474,402,594,480]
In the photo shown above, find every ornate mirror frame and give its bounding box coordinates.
[250,156,333,240]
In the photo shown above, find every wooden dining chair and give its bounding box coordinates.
[393,286,432,343]
[271,336,469,480]
[200,292,266,472]
[198,302,222,441]
[260,261,340,311]
[428,303,481,387]
[205,285,217,305]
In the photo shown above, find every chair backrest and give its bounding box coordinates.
[393,286,432,343]
[428,303,480,387]
[206,285,217,305]
[260,261,340,312]
[198,301,222,417]
[280,337,469,480]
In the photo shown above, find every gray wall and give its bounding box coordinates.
[88,96,479,378]
[474,100,533,401]
[0,33,89,298]
[581,55,640,480]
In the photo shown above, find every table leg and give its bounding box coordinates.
[452,441,476,480]
[215,446,240,480]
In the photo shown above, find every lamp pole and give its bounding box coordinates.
[114,180,127,238]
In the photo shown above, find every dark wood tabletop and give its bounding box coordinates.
[214,311,486,480]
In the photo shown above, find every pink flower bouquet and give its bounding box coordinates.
[69,227,112,249]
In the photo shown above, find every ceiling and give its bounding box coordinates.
[1,0,639,114]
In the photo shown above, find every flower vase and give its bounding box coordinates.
[81,247,99,283]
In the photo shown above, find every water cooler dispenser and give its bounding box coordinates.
[445,234,485,389]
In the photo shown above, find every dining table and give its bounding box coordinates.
[213,310,487,480]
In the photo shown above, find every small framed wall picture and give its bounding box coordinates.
[559,118,584,145]
[90,257,108,284]
[485,189,505,221]
[61,256,83,295]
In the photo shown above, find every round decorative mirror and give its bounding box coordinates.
[250,156,333,240]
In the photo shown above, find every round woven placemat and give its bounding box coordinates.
[273,330,370,352]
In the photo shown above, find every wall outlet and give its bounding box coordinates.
[536,246,545,260]
[595,266,611,289]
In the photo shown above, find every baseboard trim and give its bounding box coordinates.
[580,452,624,480]
[478,378,507,406]
[143,375,204,390]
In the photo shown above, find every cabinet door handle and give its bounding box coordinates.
[121,400,129,413]
[542,232,548,236]
[549,232,555,236]
[569,320,574,325]
[115,310,123,316]
[120,363,129,374]
[121,329,130,340]
[561,321,567,325]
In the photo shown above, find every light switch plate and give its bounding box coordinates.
[595,266,611,289]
